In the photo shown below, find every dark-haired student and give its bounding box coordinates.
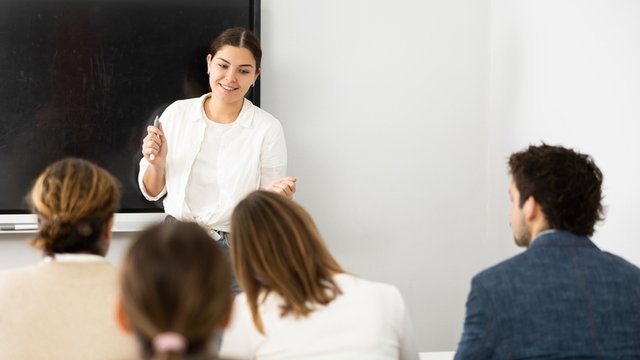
[116,221,233,360]
[219,191,417,360]
[455,144,640,359]
[0,158,136,360]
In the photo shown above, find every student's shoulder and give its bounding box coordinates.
[599,250,640,279]
[336,274,404,303]
[0,264,47,294]
[472,252,528,285]
[0,263,41,279]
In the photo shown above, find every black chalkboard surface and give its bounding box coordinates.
[0,0,260,214]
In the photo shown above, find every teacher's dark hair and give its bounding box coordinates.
[209,27,262,69]
[508,143,604,236]
[28,157,121,256]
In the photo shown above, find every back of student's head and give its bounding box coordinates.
[231,190,344,333]
[508,143,604,236]
[120,221,232,360]
[28,157,121,256]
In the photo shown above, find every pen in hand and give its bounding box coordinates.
[149,116,159,161]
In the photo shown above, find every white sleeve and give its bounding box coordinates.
[259,118,287,188]
[138,156,167,201]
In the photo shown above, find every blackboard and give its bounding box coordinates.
[0,0,260,213]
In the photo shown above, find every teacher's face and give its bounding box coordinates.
[207,45,259,105]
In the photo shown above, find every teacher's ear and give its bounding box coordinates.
[114,296,132,334]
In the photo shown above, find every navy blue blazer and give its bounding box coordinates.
[455,230,640,359]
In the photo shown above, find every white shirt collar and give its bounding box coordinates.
[44,253,106,263]
[196,93,254,128]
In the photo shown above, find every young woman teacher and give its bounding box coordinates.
[138,27,296,244]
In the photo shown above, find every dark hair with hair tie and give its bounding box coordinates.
[120,221,232,360]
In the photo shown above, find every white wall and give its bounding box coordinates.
[261,0,490,351]
[488,0,640,265]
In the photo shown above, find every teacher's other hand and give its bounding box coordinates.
[266,176,297,199]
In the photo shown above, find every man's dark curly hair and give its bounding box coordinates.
[508,144,604,236]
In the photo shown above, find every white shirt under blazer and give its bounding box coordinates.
[138,94,287,232]
[219,273,418,360]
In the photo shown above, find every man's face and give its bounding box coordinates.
[509,177,532,247]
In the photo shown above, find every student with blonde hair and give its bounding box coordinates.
[116,221,233,360]
[220,191,416,360]
[0,157,136,359]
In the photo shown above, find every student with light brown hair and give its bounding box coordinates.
[219,191,417,360]
[116,221,233,360]
[0,157,136,360]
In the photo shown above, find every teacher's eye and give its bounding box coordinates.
[217,63,228,69]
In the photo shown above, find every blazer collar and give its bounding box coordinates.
[529,230,599,250]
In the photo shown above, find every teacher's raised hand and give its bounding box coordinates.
[266,176,297,199]
[142,122,167,165]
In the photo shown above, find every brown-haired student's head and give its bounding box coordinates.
[231,190,344,333]
[28,157,121,257]
[118,221,232,360]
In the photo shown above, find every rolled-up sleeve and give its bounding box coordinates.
[137,157,167,201]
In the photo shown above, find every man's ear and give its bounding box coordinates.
[523,195,546,222]
[114,296,132,334]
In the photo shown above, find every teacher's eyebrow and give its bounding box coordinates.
[215,57,255,68]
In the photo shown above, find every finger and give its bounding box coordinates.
[144,134,163,148]
[141,145,158,157]
[268,183,285,194]
[278,176,296,183]
[146,125,163,137]
[276,182,293,197]
[279,180,296,192]
[143,138,161,151]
